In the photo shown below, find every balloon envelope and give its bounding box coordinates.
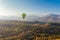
[22,13,26,19]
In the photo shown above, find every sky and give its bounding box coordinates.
[0,0,60,18]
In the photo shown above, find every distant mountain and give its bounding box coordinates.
[0,14,60,22]
[39,14,60,22]
[25,15,40,21]
[25,14,60,22]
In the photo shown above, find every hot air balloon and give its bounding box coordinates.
[22,13,26,19]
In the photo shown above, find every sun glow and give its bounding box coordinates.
[0,7,9,16]
[0,6,19,17]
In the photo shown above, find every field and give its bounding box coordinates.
[0,20,60,40]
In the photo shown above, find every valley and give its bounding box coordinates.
[0,20,60,40]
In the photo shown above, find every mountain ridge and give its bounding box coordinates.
[39,14,60,22]
[0,14,60,22]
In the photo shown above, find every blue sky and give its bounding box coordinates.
[0,0,60,17]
